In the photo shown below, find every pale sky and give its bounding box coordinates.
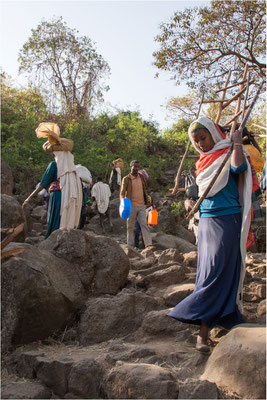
[0,0,209,130]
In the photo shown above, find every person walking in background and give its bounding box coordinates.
[109,158,123,193]
[134,168,150,249]
[22,122,82,238]
[91,176,113,234]
[241,126,264,173]
[76,164,93,229]
[168,117,254,353]
[120,160,154,250]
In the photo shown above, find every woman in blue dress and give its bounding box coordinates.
[168,117,253,352]
[23,123,82,239]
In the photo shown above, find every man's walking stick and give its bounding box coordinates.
[186,79,265,221]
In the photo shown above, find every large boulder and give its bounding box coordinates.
[163,283,195,307]
[152,232,197,253]
[155,208,180,235]
[39,230,130,295]
[1,159,14,196]
[104,362,179,399]
[158,248,184,265]
[78,289,161,345]
[1,379,51,399]
[2,230,130,350]
[201,324,266,399]
[137,265,186,289]
[1,244,86,351]
[67,358,105,399]
[8,349,106,399]
[136,308,185,338]
[30,205,48,224]
[1,194,27,242]
[178,378,218,399]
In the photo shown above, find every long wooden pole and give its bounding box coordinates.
[230,64,248,134]
[186,79,265,221]
[253,123,267,131]
[222,86,247,110]
[241,72,250,121]
[171,93,204,195]
[222,104,251,127]
[215,71,231,124]
[215,78,254,93]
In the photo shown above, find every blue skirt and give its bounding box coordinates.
[168,213,244,329]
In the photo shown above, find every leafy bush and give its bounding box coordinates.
[0,76,193,199]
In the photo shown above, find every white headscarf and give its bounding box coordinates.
[188,116,231,154]
[54,151,82,231]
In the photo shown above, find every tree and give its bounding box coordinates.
[153,0,266,89]
[18,17,110,120]
[1,73,52,193]
[165,91,201,119]
[1,73,48,128]
[164,90,237,122]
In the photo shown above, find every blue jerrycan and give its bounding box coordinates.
[119,198,132,219]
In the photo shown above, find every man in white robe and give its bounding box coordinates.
[91,177,113,234]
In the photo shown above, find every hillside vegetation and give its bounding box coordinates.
[1,72,266,202]
[1,74,196,199]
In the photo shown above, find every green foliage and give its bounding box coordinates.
[170,201,183,217]
[2,75,176,198]
[162,118,191,146]
[161,118,197,172]
[1,73,53,194]
[247,104,266,156]
[153,0,266,89]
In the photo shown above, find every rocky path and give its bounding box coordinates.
[1,192,266,399]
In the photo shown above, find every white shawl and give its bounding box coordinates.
[91,181,111,214]
[54,151,82,231]
[109,167,122,185]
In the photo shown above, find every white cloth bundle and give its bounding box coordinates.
[54,151,82,230]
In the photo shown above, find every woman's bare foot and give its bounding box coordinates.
[196,322,210,353]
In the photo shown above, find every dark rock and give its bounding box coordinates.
[1,245,86,350]
[164,283,195,307]
[39,230,130,295]
[1,380,51,399]
[78,289,161,345]
[138,265,186,288]
[136,309,185,338]
[178,378,218,399]
[104,362,179,399]
[67,358,105,398]
[1,194,27,242]
[158,248,184,265]
[35,356,73,397]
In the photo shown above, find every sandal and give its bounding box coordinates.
[195,342,210,353]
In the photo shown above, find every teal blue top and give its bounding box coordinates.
[40,161,61,238]
[200,162,247,217]
[40,161,58,189]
